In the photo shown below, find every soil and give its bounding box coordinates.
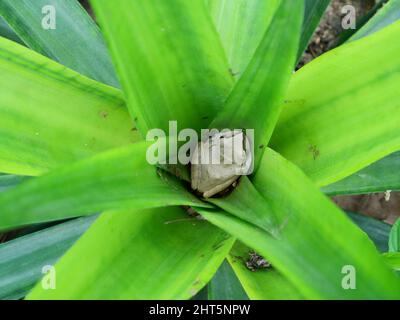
[333,192,400,224]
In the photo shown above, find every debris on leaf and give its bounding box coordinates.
[385,190,392,202]
[308,144,320,160]
[245,251,271,272]
[182,205,201,218]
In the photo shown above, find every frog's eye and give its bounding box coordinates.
[190,129,252,198]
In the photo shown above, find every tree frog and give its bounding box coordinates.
[190,130,252,198]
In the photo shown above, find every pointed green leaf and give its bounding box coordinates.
[322,152,400,195]
[211,0,304,170]
[0,17,23,44]
[28,207,234,299]
[382,252,400,271]
[198,149,400,299]
[0,216,95,300]
[0,174,27,192]
[338,0,387,44]
[324,0,400,197]
[227,242,302,300]
[348,212,391,253]
[389,218,400,252]
[0,36,138,176]
[350,0,400,42]
[298,0,331,60]
[327,0,400,196]
[0,0,118,86]
[270,21,400,187]
[207,260,249,300]
[91,0,233,134]
[0,142,208,231]
[206,0,281,79]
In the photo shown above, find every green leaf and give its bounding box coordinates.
[211,0,304,170]
[348,212,392,253]
[206,0,281,79]
[0,36,138,176]
[326,0,400,196]
[207,260,249,300]
[208,176,278,236]
[28,207,234,299]
[0,216,95,300]
[227,242,302,300]
[91,0,233,135]
[198,148,400,299]
[191,286,208,300]
[0,17,23,44]
[0,0,118,86]
[350,0,400,42]
[270,21,400,187]
[0,142,209,231]
[322,152,400,195]
[337,0,387,44]
[382,252,400,271]
[298,0,331,61]
[0,174,27,192]
[323,0,400,198]
[389,218,400,252]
